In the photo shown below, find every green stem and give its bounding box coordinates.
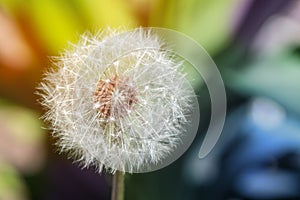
[111,171,125,200]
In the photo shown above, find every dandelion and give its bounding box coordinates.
[38,28,195,174]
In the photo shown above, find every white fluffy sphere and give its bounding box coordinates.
[39,28,195,173]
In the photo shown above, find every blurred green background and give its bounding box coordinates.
[1,0,300,200]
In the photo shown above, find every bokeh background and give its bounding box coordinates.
[1,0,300,199]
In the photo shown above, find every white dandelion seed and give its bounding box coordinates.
[38,28,196,173]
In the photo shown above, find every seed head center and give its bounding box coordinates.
[93,75,137,120]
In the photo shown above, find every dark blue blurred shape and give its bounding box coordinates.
[229,98,300,199]
[184,97,300,200]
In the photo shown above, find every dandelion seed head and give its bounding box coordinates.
[38,28,196,173]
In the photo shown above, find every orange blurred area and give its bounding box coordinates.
[0,11,34,70]
[0,9,41,108]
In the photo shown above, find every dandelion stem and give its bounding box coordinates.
[111,171,125,200]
